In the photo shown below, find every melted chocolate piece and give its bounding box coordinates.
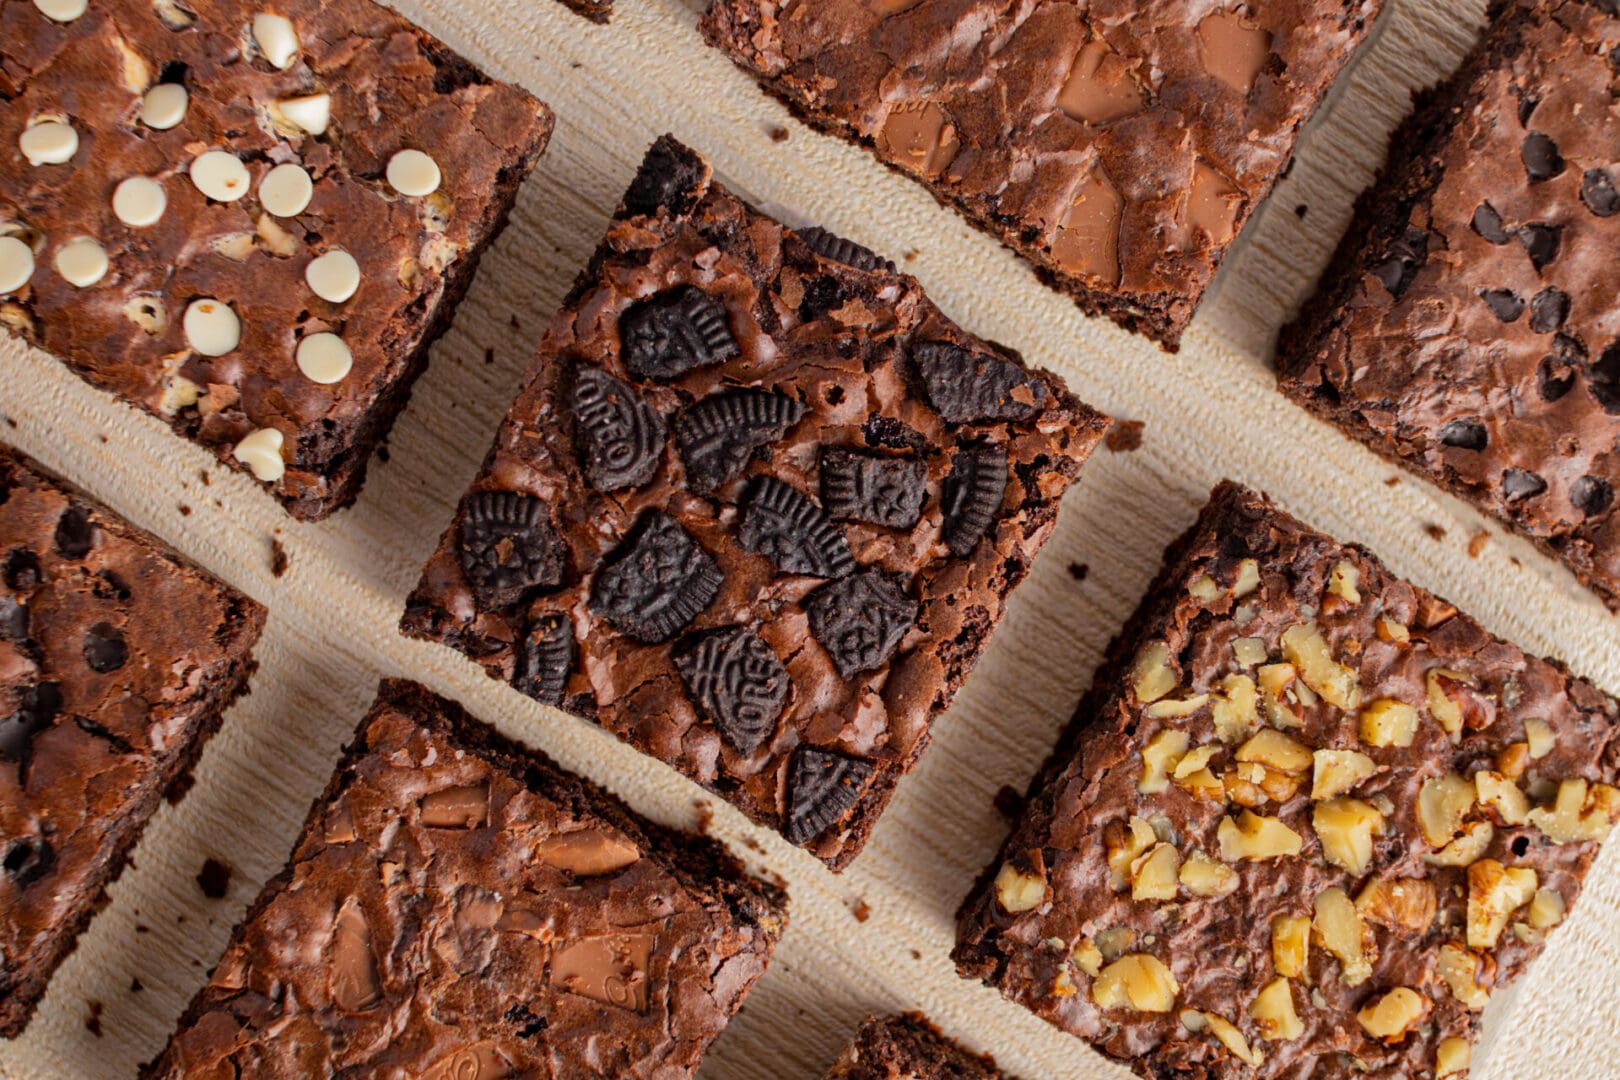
[913,341,1049,424]
[620,287,740,381]
[0,683,60,763]
[675,627,790,755]
[941,443,1009,557]
[459,492,567,609]
[589,512,722,643]
[515,614,573,707]
[783,747,873,846]
[819,448,927,529]
[82,623,129,674]
[805,571,918,679]
[673,389,807,495]
[572,367,667,492]
[737,476,855,578]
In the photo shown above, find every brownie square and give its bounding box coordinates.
[826,1013,1016,1080]
[142,678,787,1078]
[401,135,1108,871]
[0,443,264,1038]
[1279,0,1620,611]
[0,0,553,519]
[700,0,1384,350]
[954,482,1620,1079]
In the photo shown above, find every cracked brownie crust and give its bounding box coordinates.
[142,679,787,1079]
[825,1013,1016,1080]
[0,0,552,519]
[700,0,1383,350]
[0,443,264,1038]
[402,135,1107,870]
[954,482,1620,1079]
[1279,0,1620,611]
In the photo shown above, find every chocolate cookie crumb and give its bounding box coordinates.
[1104,419,1145,453]
[196,858,231,900]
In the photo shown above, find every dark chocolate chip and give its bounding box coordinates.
[861,415,927,453]
[912,341,1048,424]
[3,834,54,888]
[83,622,128,673]
[1502,468,1547,501]
[1521,132,1565,183]
[571,367,666,492]
[514,613,573,707]
[459,491,566,609]
[1438,419,1488,451]
[1529,288,1570,334]
[589,511,721,644]
[620,286,738,382]
[0,598,26,643]
[1371,228,1429,298]
[1537,355,1577,402]
[673,388,807,495]
[941,442,1008,557]
[2,550,40,591]
[1517,223,1560,271]
[1471,202,1511,244]
[0,682,60,762]
[622,136,708,219]
[1590,343,1620,414]
[805,570,918,679]
[195,857,231,899]
[675,627,790,755]
[1572,475,1615,518]
[1582,168,1620,217]
[819,447,927,529]
[1479,289,1525,323]
[782,747,873,846]
[1516,91,1539,127]
[798,226,896,274]
[53,506,93,559]
[738,476,854,578]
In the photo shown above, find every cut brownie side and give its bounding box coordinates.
[0,443,264,1038]
[954,482,1620,1080]
[401,135,1108,871]
[700,0,1384,350]
[826,1013,1015,1080]
[142,678,787,1079]
[1279,0,1620,611]
[0,0,553,520]
[557,0,613,21]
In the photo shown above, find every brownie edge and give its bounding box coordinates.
[826,1013,1017,1080]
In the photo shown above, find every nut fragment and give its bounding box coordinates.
[1312,797,1382,876]
[1257,662,1308,727]
[1418,773,1476,847]
[1217,810,1302,862]
[1376,616,1410,643]
[1466,859,1537,949]
[1426,669,1484,739]
[1474,770,1529,825]
[1311,749,1376,800]
[1437,942,1490,1009]
[1436,1036,1472,1078]
[1132,843,1181,902]
[1355,987,1429,1043]
[1201,1012,1262,1066]
[1250,977,1303,1041]
[1528,887,1565,930]
[1271,915,1309,978]
[1143,694,1207,719]
[1131,641,1176,703]
[1107,816,1157,890]
[994,859,1046,913]
[1232,559,1261,598]
[1326,560,1361,605]
[1090,954,1179,1012]
[1179,850,1239,898]
[1232,637,1267,668]
[1312,886,1372,985]
[1524,717,1555,759]
[1237,728,1312,773]
[1425,820,1494,868]
[1358,698,1418,748]
[1210,674,1258,742]
[1527,778,1620,844]
[1281,622,1360,709]
[1355,877,1435,933]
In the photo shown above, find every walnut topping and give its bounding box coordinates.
[1418,773,1477,847]
[994,858,1047,913]
[1217,810,1302,861]
[1524,717,1556,759]
[1271,915,1310,978]
[1496,741,1530,780]
[1376,616,1410,643]
[1355,987,1429,1043]
[1232,637,1267,668]
[1232,558,1261,598]
[1355,877,1435,933]
[1437,942,1490,1009]
[1425,820,1495,867]
[1312,886,1372,985]
[1326,560,1361,605]
[1250,977,1303,1041]
[1474,770,1529,825]
[1107,816,1158,890]
[1178,850,1238,898]
[1466,859,1537,949]
[1132,843,1180,901]
[1311,749,1376,799]
[1527,778,1620,844]
[1237,729,1312,773]
[1210,674,1259,742]
[1359,698,1418,748]
[1312,797,1382,876]
[1189,574,1221,602]
[1090,953,1179,1012]
[1172,746,1224,800]
[1201,1011,1263,1066]
[1426,668,1484,739]
[1257,662,1306,728]
[1144,693,1209,719]
[1131,641,1176,703]
[1072,937,1103,976]
[1281,623,1360,709]
[1436,1036,1472,1078]
[1139,729,1189,794]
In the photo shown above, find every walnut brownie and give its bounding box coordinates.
[142,679,787,1079]
[0,443,264,1038]
[826,1013,1016,1080]
[954,482,1620,1079]
[401,135,1108,870]
[0,0,552,519]
[700,0,1384,350]
[1279,0,1620,612]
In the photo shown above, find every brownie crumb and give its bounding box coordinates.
[693,800,714,835]
[135,924,150,934]
[177,504,192,516]
[509,314,521,330]
[851,898,871,922]
[196,857,231,900]
[270,538,289,578]
[85,1000,102,1037]
[768,125,789,143]
[1067,562,1090,582]
[1424,523,1448,542]
[1385,476,1401,486]
[1104,419,1145,452]
[484,347,496,365]
[377,445,391,464]
[198,469,210,486]
[992,785,1025,820]
[1294,204,1309,219]
[130,977,143,993]
[1468,531,1490,558]
[910,949,922,960]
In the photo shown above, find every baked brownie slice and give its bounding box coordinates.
[0,443,264,1038]
[0,0,552,520]
[1279,0,1620,611]
[955,482,1620,1079]
[700,0,1383,350]
[142,678,787,1079]
[401,135,1108,871]
[558,0,613,21]
[826,1013,1016,1080]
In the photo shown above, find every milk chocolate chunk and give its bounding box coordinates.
[0,0,553,519]
[784,747,873,846]
[1280,0,1620,612]
[825,1014,1019,1080]
[700,0,1384,350]
[402,136,1107,869]
[621,287,740,381]
[955,483,1620,1080]
[141,680,786,1078]
[0,445,263,1039]
[459,492,567,609]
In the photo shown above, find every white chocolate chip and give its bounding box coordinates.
[296,332,352,384]
[386,149,440,197]
[190,151,250,202]
[32,0,87,22]
[113,176,167,227]
[252,13,299,70]
[183,298,240,356]
[53,237,108,287]
[20,120,78,166]
[305,249,359,303]
[139,83,189,130]
[0,236,36,295]
[234,427,286,483]
[277,93,330,135]
[258,163,312,217]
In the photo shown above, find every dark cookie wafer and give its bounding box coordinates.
[676,627,791,756]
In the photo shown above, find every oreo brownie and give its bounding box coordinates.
[401,136,1107,870]
[826,1013,1016,1080]
[142,679,787,1079]
[955,482,1620,1079]
[0,443,264,1038]
[1279,0,1620,612]
[700,0,1384,350]
[0,0,552,520]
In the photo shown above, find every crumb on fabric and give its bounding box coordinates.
[196,857,231,900]
[484,347,495,365]
[993,785,1024,820]
[130,978,143,993]
[1067,562,1089,582]
[1468,531,1489,558]
[910,949,922,960]
[1294,204,1308,218]
[270,537,289,578]
[850,899,871,922]
[178,504,191,516]
[693,800,714,835]
[768,125,789,143]
[1424,523,1447,542]
[1104,419,1145,452]
[1385,476,1401,486]
[85,1000,103,1037]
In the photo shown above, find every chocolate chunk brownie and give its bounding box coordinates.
[0,0,552,520]
[700,0,1384,350]
[1279,0,1620,611]
[955,482,1620,1079]
[826,1013,1016,1080]
[401,135,1108,870]
[0,443,264,1038]
[142,679,787,1078]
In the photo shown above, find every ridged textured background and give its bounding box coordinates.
[2,1,1617,1077]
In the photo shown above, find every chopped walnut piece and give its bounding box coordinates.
[1132,843,1181,902]
[1354,877,1435,933]
[1326,559,1361,605]
[1072,937,1103,976]
[1210,674,1259,742]
[1139,729,1190,794]
[1359,698,1418,748]
[994,858,1047,913]
[1375,616,1410,643]
[1312,886,1373,985]
[1313,797,1383,876]
[1436,1036,1472,1078]
[1528,778,1620,843]
[1232,637,1268,668]
[1355,987,1429,1043]
[1466,858,1537,949]
[1132,641,1176,703]
[1524,717,1556,759]
[1090,953,1179,1012]
[1426,668,1485,739]
[1189,574,1222,602]
[1271,915,1310,978]
[1201,1011,1263,1066]
[1144,693,1209,719]
[1496,741,1530,780]
[1179,850,1239,898]
[1418,773,1477,847]
[1257,662,1305,728]
[1232,558,1261,598]
[1250,977,1303,1041]
[1437,942,1490,1009]
[1474,770,1529,825]
[1280,622,1360,709]
[1218,811,1302,861]
[1310,749,1376,799]
[1237,728,1313,773]
[1107,816,1158,890]
[1425,820,1495,867]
